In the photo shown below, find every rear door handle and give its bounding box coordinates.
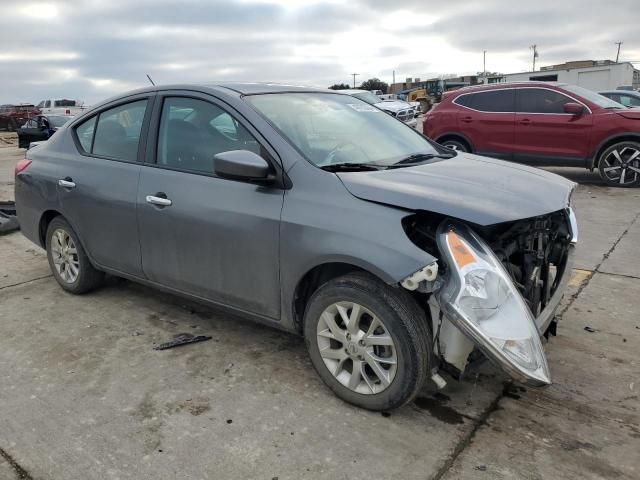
[461,116,473,123]
[58,178,76,189]
[146,194,172,207]
[519,118,532,125]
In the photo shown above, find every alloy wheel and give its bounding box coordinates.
[316,301,397,395]
[50,228,80,283]
[601,146,640,185]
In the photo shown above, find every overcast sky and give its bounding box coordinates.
[1,0,638,104]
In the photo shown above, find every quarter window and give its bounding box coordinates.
[516,88,573,114]
[156,97,262,174]
[75,116,96,152]
[455,90,514,112]
[92,100,148,161]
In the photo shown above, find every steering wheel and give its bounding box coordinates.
[323,141,371,166]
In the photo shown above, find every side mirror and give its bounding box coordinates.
[563,102,585,115]
[214,150,270,181]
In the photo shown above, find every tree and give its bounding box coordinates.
[359,78,388,93]
[328,83,350,90]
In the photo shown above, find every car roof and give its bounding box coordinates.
[454,81,569,94]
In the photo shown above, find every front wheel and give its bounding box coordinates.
[304,272,432,411]
[440,138,469,152]
[597,142,640,187]
[46,217,105,294]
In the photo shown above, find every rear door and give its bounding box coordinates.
[136,92,284,319]
[57,94,154,276]
[454,89,515,159]
[513,87,593,166]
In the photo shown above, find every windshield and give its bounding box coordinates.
[563,85,625,109]
[48,115,74,127]
[247,92,441,168]
[350,91,382,105]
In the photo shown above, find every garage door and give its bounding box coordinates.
[577,70,611,91]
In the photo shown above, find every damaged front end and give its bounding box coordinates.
[402,209,576,387]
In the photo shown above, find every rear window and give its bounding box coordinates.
[455,90,514,112]
[54,99,77,107]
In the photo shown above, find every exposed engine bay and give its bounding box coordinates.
[402,210,574,383]
[403,210,573,321]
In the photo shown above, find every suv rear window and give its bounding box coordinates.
[455,89,514,112]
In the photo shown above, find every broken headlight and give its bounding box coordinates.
[436,222,551,386]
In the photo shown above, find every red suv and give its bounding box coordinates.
[0,104,41,132]
[423,82,640,187]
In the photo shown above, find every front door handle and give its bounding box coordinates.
[146,194,172,207]
[58,178,76,189]
[519,118,532,125]
[461,116,473,123]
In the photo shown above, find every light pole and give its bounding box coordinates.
[530,44,538,72]
[615,42,623,63]
[351,73,359,89]
[483,50,487,81]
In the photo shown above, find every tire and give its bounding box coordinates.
[597,141,640,187]
[440,138,470,152]
[303,272,432,411]
[46,217,104,294]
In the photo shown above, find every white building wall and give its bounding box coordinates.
[502,63,636,91]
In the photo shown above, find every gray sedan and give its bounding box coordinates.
[15,83,577,411]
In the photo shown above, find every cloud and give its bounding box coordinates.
[0,0,638,104]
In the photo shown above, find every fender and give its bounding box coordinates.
[589,132,640,169]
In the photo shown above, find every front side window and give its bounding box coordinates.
[456,90,514,112]
[157,97,261,174]
[92,100,148,161]
[619,94,640,107]
[516,88,574,114]
[247,93,441,168]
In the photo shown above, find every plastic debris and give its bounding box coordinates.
[153,333,212,350]
[0,201,19,234]
[583,326,596,333]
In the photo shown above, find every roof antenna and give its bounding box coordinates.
[146,74,155,86]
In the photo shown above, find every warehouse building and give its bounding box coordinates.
[495,60,639,91]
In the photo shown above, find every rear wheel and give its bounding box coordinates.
[440,138,470,152]
[46,217,104,294]
[303,272,431,411]
[597,142,640,187]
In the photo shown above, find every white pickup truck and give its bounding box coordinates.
[36,99,89,116]
[338,89,418,128]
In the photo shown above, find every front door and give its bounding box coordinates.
[513,87,593,166]
[137,94,284,319]
[57,96,153,276]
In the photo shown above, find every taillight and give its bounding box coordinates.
[65,109,71,115]
[15,159,32,176]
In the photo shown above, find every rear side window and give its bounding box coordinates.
[92,100,148,161]
[455,90,514,112]
[516,88,572,114]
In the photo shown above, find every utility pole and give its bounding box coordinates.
[530,44,538,72]
[483,50,487,80]
[350,73,359,89]
[392,70,395,85]
[615,42,623,63]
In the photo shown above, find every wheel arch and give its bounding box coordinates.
[591,133,640,169]
[291,261,393,334]
[435,132,474,152]
[38,209,63,247]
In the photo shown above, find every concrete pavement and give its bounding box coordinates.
[0,134,639,479]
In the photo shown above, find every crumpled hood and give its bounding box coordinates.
[337,153,576,226]
[375,100,413,112]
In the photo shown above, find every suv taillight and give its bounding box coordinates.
[15,159,32,176]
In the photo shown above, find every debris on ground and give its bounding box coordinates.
[583,326,597,333]
[0,201,19,234]
[153,333,212,350]
[224,363,234,375]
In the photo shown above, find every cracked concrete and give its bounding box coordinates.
[1,139,639,479]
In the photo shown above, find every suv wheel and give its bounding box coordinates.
[598,142,640,187]
[303,272,431,411]
[440,139,469,152]
[46,217,105,294]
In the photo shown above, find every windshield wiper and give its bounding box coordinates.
[387,152,455,168]
[320,163,383,172]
